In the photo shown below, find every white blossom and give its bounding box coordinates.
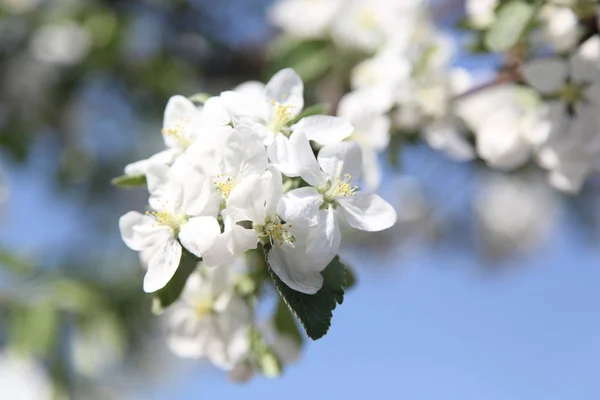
[167,265,251,370]
[268,0,342,39]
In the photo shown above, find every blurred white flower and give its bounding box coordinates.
[331,0,417,52]
[0,353,52,400]
[268,0,342,39]
[538,3,581,52]
[522,35,600,192]
[465,0,498,28]
[337,89,391,191]
[457,84,543,170]
[29,22,91,66]
[476,173,557,257]
[167,266,251,370]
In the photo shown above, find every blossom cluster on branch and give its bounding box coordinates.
[116,68,397,379]
[269,0,599,193]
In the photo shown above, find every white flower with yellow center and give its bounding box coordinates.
[119,159,223,293]
[221,68,353,176]
[224,167,327,293]
[167,265,251,370]
[277,133,397,281]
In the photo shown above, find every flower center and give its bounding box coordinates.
[146,210,188,231]
[161,118,192,148]
[254,215,296,246]
[323,174,359,203]
[213,174,236,199]
[268,101,295,133]
[558,82,585,104]
[194,298,213,318]
[356,8,377,30]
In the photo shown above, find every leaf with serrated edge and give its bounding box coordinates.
[267,254,347,340]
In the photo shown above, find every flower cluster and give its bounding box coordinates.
[269,0,600,193]
[118,68,397,376]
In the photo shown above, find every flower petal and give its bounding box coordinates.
[521,58,567,94]
[144,237,182,293]
[163,95,200,147]
[267,134,298,177]
[288,131,326,185]
[265,68,304,118]
[220,90,268,121]
[199,96,230,127]
[337,193,397,231]
[317,141,362,181]
[306,207,341,271]
[119,211,171,251]
[178,216,222,259]
[278,187,323,225]
[268,244,323,294]
[291,115,354,145]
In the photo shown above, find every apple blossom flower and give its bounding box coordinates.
[119,159,222,292]
[167,265,251,370]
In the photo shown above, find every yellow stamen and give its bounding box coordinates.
[145,210,187,230]
[255,215,296,246]
[161,117,191,148]
[194,298,213,318]
[326,174,359,201]
[268,100,295,133]
[213,174,235,199]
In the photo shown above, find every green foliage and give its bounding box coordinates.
[485,1,537,52]
[188,93,213,104]
[152,248,199,313]
[268,255,347,340]
[111,174,147,188]
[249,327,282,378]
[9,303,59,357]
[344,265,357,290]
[274,298,303,347]
[269,38,333,82]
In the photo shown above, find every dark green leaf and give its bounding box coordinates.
[274,298,303,347]
[484,1,536,52]
[111,174,147,188]
[152,248,198,313]
[344,265,357,290]
[268,255,347,340]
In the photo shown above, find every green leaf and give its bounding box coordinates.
[268,255,347,340]
[152,248,198,313]
[274,298,303,347]
[9,303,59,356]
[289,103,329,125]
[344,265,357,290]
[484,1,536,52]
[111,174,147,188]
[188,93,212,104]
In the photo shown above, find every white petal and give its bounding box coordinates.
[199,96,231,127]
[178,216,222,259]
[220,90,268,121]
[234,81,266,98]
[317,141,362,181]
[306,207,341,271]
[337,193,397,232]
[144,237,182,293]
[265,68,304,118]
[361,149,383,192]
[267,134,298,177]
[226,174,265,223]
[570,35,600,84]
[225,126,269,179]
[163,95,199,147]
[268,244,323,294]
[288,131,325,185]
[181,169,220,218]
[291,116,354,145]
[145,162,171,197]
[119,211,171,251]
[521,58,568,94]
[277,187,323,225]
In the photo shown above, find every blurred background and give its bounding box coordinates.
[1,0,600,398]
